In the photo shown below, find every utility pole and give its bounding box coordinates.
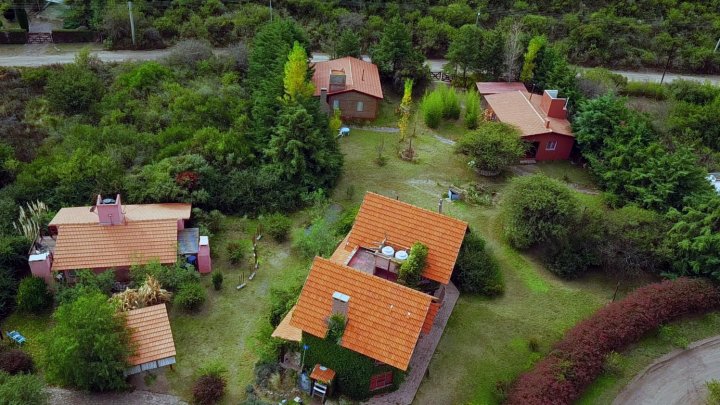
[660,42,677,84]
[475,12,481,27]
[269,0,273,22]
[715,37,720,53]
[127,1,136,46]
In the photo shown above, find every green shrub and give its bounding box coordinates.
[174,282,207,311]
[261,213,292,242]
[456,122,526,173]
[398,242,428,286]
[421,90,443,128]
[439,85,461,120]
[130,262,199,292]
[211,272,223,291]
[292,217,340,259]
[0,271,16,320]
[621,81,669,100]
[502,174,579,249]
[0,349,34,374]
[0,371,47,404]
[668,79,720,104]
[464,90,480,129]
[226,239,252,265]
[334,205,359,236]
[707,379,720,405]
[451,231,503,296]
[45,64,104,115]
[16,277,52,313]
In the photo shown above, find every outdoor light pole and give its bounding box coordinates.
[475,12,481,26]
[127,1,136,46]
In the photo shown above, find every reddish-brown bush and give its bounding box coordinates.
[192,374,226,405]
[507,278,720,405]
[0,349,34,374]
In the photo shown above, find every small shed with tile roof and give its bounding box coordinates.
[340,192,468,285]
[290,257,433,371]
[124,304,177,376]
[312,57,383,120]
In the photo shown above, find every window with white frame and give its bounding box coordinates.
[356,101,364,112]
[546,140,558,151]
[332,99,340,110]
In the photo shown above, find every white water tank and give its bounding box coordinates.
[381,246,395,257]
[395,250,409,261]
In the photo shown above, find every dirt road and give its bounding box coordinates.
[613,335,720,405]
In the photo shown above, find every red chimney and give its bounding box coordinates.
[539,90,567,119]
[96,194,125,225]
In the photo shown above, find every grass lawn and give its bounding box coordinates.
[165,216,311,402]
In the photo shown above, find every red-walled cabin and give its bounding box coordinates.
[28,194,211,284]
[477,82,575,161]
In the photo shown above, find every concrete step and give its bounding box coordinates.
[27,32,53,44]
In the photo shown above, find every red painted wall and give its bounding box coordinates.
[523,133,574,161]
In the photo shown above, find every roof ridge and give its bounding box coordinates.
[364,192,468,227]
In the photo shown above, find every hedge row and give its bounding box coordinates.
[52,30,97,43]
[0,30,27,44]
[507,278,720,405]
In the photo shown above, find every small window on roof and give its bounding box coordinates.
[546,140,558,151]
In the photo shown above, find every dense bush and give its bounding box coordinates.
[192,364,227,405]
[43,292,131,391]
[452,231,503,296]
[174,282,207,311]
[439,85,461,120]
[164,39,214,69]
[456,122,526,173]
[334,205,359,236]
[420,90,443,128]
[45,64,104,115]
[0,349,34,375]
[0,271,16,321]
[666,196,720,281]
[502,174,579,249]
[621,81,669,100]
[398,242,428,286]
[211,272,223,291]
[292,217,340,259]
[130,262,199,292]
[507,278,720,405]
[260,213,292,243]
[226,239,252,265]
[668,79,720,104]
[0,371,47,404]
[16,277,52,314]
[464,90,480,129]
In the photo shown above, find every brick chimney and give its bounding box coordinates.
[329,69,346,92]
[319,87,330,114]
[539,90,567,119]
[331,291,350,317]
[95,194,125,225]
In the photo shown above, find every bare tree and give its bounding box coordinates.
[503,23,523,82]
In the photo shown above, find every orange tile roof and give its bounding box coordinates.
[484,90,573,137]
[311,57,383,99]
[50,203,191,226]
[476,81,527,95]
[421,302,441,334]
[310,364,336,383]
[346,193,468,284]
[329,235,354,265]
[271,306,302,342]
[290,257,432,371]
[126,304,176,366]
[52,219,178,271]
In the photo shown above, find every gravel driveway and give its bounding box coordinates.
[47,387,187,405]
[613,335,720,405]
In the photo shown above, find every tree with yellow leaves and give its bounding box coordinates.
[283,41,315,102]
[398,79,413,142]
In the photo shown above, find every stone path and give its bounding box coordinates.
[46,387,187,405]
[364,282,461,405]
[349,126,400,133]
[613,335,720,405]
